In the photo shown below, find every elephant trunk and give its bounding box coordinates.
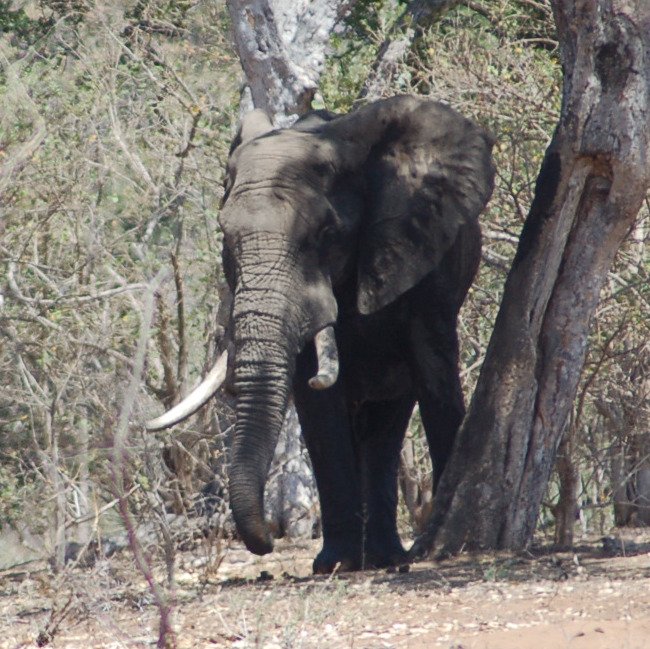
[225,232,338,554]
[228,311,296,556]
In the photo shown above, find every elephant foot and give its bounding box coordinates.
[312,537,410,574]
[312,540,363,574]
[364,537,410,570]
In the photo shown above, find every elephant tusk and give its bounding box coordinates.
[308,326,339,390]
[145,351,228,431]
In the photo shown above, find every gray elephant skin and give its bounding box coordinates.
[149,95,495,573]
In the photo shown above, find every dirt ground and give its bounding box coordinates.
[1,531,650,649]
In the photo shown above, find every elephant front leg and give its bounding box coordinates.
[294,347,364,573]
[357,395,415,569]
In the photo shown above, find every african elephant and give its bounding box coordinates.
[147,95,495,573]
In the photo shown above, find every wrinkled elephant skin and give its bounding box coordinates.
[153,95,495,573]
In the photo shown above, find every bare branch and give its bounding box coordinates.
[171,252,188,397]
[112,268,176,649]
[7,263,149,306]
[360,0,463,100]
[0,46,47,195]
[107,103,159,195]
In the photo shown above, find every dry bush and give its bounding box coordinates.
[1,0,239,570]
[1,0,647,576]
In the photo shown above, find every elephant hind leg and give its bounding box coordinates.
[407,316,465,491]
[357,395,416,569]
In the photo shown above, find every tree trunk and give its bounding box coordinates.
[264,407,318,539]
[610,433,634,526]
[399,428,433,534]
[44,408,67,573]
[413,0,650,557]
[603,383,650,526]
[227,0,356,123]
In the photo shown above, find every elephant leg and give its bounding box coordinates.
[356,395,416,568]
[293,345,363,574]
[408,317,465,490]
[418,384,464,490]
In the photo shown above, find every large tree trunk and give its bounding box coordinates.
[413,0,650,557]
[227,0,355,123]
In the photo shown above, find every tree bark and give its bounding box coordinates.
[413,0,650,556]
[77,414,92,546]
[553,426,579,547]
[227,0,356,124]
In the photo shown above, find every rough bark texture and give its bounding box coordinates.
[413,0,650,556]
[227,0,356,124]
[553,428,580,546]
[226,0,355,539]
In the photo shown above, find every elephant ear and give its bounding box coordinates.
[326,97,494,315]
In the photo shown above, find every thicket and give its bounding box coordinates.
[0,0,647,572]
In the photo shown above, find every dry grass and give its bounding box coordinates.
[2,532,650,648]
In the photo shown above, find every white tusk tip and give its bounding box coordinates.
[308,374,337,390]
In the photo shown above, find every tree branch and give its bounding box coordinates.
[360,0,463,100]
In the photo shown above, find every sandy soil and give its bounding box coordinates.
[1,532,650,649]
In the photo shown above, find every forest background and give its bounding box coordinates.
[1,0,649,575]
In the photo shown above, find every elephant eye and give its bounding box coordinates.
[306,207,341,251]
[312,162,330,177]
[318,224,338,248]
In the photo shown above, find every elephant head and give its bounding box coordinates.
[147,95,494,556]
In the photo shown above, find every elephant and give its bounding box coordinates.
[147,95,495,573]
